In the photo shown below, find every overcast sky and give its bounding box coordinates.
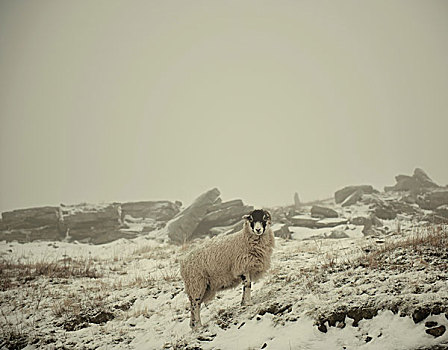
[1,0,447,213]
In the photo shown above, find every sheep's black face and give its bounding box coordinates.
[243,209,272,236]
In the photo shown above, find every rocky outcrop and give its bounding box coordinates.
[165,189,256,243]
[0,206,62,243]
[60,204,127,244]
[385,168,439,192]
[1,206,60,230]
[335,185,375,205]
[121,201,181,222]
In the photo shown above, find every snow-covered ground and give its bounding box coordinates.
[1,220,447,350]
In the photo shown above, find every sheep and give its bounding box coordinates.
[180,209,275,329]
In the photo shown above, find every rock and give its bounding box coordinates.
[362,215,384,236]
[192,200,253,237]
[347,307,378,327]
[351,217,368,226]
[0,206,62,243]
[374,205,397,220]
[341,189,364,207]
[325,229,349,239]
[316,218,348,228]
[413,168,439,188]
[311,205,338,218]
[335,185,374,204]
[272,224,292,239]
[417,189,448,210]
[426,325,446,338]
[0,226,62,243]
[435,205,448,219]
[294,192,301,210]
[165,188,221,244]
[385,168,439,192]
[120,201,180,221]
[425,321,438,328]
[291,215,347,228]
[290,215,319,228]
[258,303,292,316]
[422,214,448,224]
[1,206,59,230]
[412,308,431,323]
[60,203,122,243]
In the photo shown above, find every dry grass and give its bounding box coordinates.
[0,256,101,291]
[356,224,448,270]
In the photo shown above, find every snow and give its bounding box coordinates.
[1,221,447,349]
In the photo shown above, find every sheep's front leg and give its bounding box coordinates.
[241,274,252,306]
[190,298,202,330]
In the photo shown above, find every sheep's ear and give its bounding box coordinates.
[242,214,253,222]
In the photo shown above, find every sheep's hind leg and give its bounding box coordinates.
[240,274,252,306]
[189,297,202,330]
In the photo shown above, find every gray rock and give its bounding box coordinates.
[341,189,364,207]
[362,214,384,236]
[325,229,349,239]
[273,224,292,239]
[290,215,319,228]
[1,206,59,230]
[0,226,62,243]
[311,205,338,218]
[165,188,221,244]
[435,205,448,219]
[60,204,122,243]
[335,185,374,204]
[192,201,254,237]
[294,193,301,210]
[374,205,397,220]
[291,215,347,228]
[121,201,180,221]
[385,168,439,192]
[417,190,448,210]
[413,168,439,188]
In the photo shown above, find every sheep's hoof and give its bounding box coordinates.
[241,300,253,307]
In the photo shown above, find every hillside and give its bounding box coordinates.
[1,168,448,349]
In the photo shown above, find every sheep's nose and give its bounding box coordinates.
[256,228,262,233]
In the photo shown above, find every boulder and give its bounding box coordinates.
[341,189,364,207]
[325,229,349,239]
[120,201,181,222]
[311,205,338,218]
[272,224,292,239]
[374,205,397,220]
[335,185,374,204]
[290,215,319,228]
[165,188,221,244]
[416,190,448,210]
[385,168,439,192]
[192,200,253,237]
